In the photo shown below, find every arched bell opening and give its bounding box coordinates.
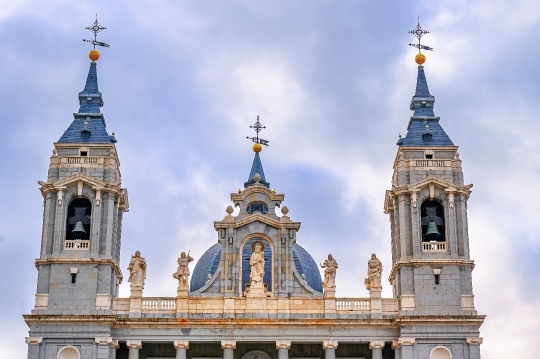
[66,198,92,240]
[420,199,445,242]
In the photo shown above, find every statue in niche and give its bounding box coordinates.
[364,253,383,291]
[321,254,338,290]
[173,251,194,289]
[249,242,265,288]
[127,251,147,290]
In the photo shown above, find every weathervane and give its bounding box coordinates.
[408,18,433,53]
[246,116,269,153]
[83,14,110,50]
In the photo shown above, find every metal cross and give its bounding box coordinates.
[246,116,269,146]
[408,18,433,52]
[83,14,110,49]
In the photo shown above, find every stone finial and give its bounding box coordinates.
[226,205,234,215]
[281,206,289,215]
[173,251,194,291]
[127,251,147,291]
[254,173,261,183]
[52,148,57,157]
[364,253,383,291]
[321,254,338,292]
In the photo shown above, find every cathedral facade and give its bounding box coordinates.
[23,42,484,359]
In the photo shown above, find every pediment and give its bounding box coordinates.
[214,213,300,231]
[230,185,284,203]
[52,173,108,188]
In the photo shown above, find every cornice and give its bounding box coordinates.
[393,315,485,326]
[35,257,123,282]
[389,259,475,281]
[214,213,301,231]
[23,314,118,326]
[230,186,284,203]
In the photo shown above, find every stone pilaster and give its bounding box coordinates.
[174,341,189,359]
[25,337,42,359]
[221,340,236,359]
[466,337,483,359]
[391,340,402,359]
[322,340,338,359]
[276,341,291,359]
[96,337,114,359]
[127,340,142,359]
[369,341,385,359]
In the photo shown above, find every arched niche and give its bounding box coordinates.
[57,346,80,359]
[66,198,92,240]
[420,199,445,242]
[430,346,452,359]
[240,350,272,359]
[241,237,272,293]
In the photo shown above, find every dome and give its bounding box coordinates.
[190,242,323,293]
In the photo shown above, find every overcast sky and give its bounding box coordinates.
[1,1,539,358]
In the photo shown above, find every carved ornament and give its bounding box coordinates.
[322,340,338,349]
[369,341,385,350]
[126,340,143,349]
[466,337,483,345]
[221,340,237,349]
[398,337,415,346]
[275,341,291,349]
[173,340,190,349]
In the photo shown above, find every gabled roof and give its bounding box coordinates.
[397,65,454,147]
[57,62,116,144]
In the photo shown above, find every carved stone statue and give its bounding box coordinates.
[127,251,147,290]
[320,254,338,290]
[249,243,265,288]
[173,251,194,289]
[364,253,383,291]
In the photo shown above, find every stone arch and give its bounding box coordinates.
[240,349,272,359]
[430,346,452,359]
[239,233,274,294]
[420,198,445,242]
[57,346,80,359]
[65,197,92,240]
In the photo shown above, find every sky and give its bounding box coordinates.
[0,0,539,358]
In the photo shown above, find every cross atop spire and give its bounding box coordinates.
[244,116,270,188]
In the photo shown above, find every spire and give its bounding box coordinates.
[244,152,270,188]
[57,62,115,144]
[397,21,453,147]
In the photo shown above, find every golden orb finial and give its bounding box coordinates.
[252,143,262,153]
[89,49,100,61]
[415,53,426,65]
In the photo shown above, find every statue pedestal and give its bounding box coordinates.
[369,289,382,314]
[323,288,336,298]
[176,287,189,317]
[177,287,189,297]
[129,287,143,317]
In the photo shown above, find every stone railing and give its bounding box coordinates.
[66,156,100,164]
[336,298,370,311]
[422,242,447,251]
[142,298,177,311]
[64,240,90,250]
[414,159,449,167]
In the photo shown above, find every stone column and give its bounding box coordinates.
[369,341,385,359]
[322,340,338,359]
[276,341,291,359]
[174,340,189,359]
[221,340,236,359]
[397,338,415,359]
[391,340,402,359]
[466,337,483,359]
[25,337,43,359]
[127,340,142,359]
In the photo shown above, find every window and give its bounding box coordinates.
[421,200,445,242]
[66,198,92,240]
[80,151,88,157]
[246,202,268,215]
[425,154,433,159]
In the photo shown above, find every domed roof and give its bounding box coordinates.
[190,242,323,293]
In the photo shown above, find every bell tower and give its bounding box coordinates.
[384,28,476,316]
[31,27,128,315]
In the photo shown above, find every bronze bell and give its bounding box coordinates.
[425,221,441,241]
[71,220,86,237]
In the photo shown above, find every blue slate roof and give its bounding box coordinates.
[244,152,270,188]
[397,65,454,147]
[190,242,323,294]
[190,243,222,292]
[57,62,116,144]
[292,243,323,292]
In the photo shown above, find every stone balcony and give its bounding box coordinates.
[422,241,447,252]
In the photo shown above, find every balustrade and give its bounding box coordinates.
[422,242,446,251]
[64,240,90,250]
